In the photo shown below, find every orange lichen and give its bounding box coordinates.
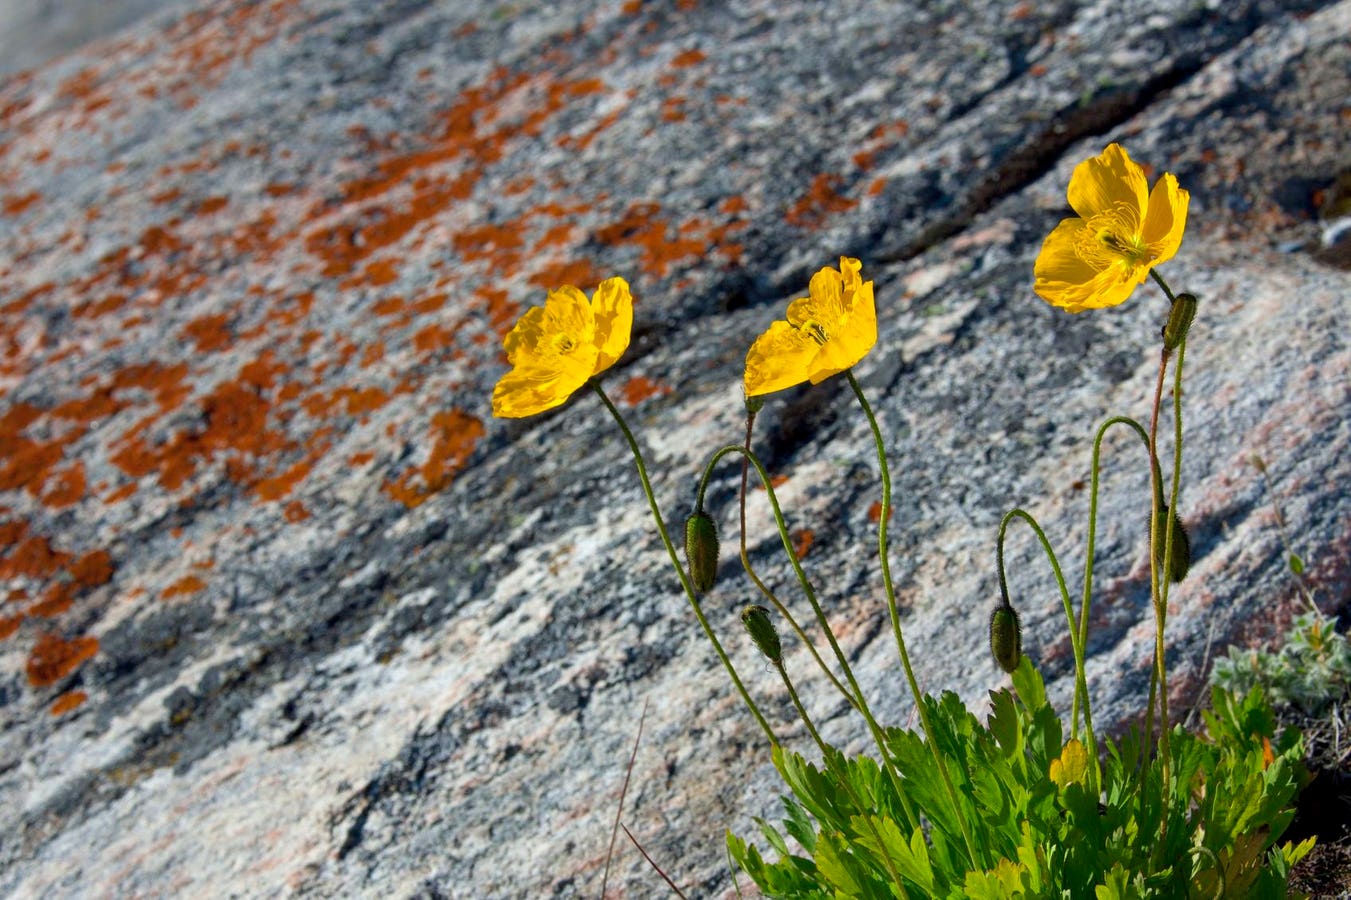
[183,313,234,353]
[50,690,88,716]
[592,202,710,277]
[161,575,207,600]
[670,48,707,68]
[360,341,386,368]
[196,195,230,215]
[479,287,520,337]
[283,500,310,523]
[2,191,41,216]
[557,106,626,152]
[412,323,455,354]
[25,632,99,687]
[42,463,87,509]
[67,549,113,588]
[0,615,21,641]
[28,582,78,618]
[103,483,137,504]
[526,258,604,291]
[786,173,857,228]
[453,221,527,265]
[0,519,29,547]
[383,409,485,508]
[620,375,671,406]
[792,528,815,560]
[0,534,72,580]
[347,258,401,288]
[254,461,311,501]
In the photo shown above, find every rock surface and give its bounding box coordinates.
[0,0,1348,896]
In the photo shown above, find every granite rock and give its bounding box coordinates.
[0,0,1348,896]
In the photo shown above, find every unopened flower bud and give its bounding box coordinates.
[684,509,720,593]
[989,604,1022,674]
[1153,505,1191,584]
[1162,293,1198,350]
[741,604,782,665]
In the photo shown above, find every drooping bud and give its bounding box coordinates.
[740,604,782,665]
[684,509,720,593]
[989,604,1022,674]
[1162,293,1198,351]
[1153,505,1191,584]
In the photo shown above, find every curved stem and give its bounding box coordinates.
[1145,348,1172,789]
[847,370,981,869]
[590,382,778,745]
[730,417,856,708]
[1149,268,1177,304]
[1158,337,1187,737]
[998,508,1099,794]
[696,442,916,829]
[1076,416,1151,737]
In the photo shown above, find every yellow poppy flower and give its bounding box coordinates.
[1034,143,1189,313]
[744,256,877,396]
[491,276,633,418]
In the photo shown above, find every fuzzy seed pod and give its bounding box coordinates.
[741,605,782,665]
[684,509,720,593]
[989,604,1022,674]
[1153,505,1191,584]
[1162,293,1198,350]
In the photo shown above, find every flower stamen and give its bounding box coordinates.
[803,321,829,346]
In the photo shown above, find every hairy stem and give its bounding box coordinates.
[591,382,777,745]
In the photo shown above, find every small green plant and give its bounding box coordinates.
[1211,613,1351,718]
[489,144,1314,895]
[729,664,1311,897]
[1209,458,1350,719]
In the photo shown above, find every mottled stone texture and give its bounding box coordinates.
[0,0,1348,896]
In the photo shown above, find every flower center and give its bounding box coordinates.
[1082,204,1151,270]
[800,319,829,346]
[552,333,577,354]
[1095,228,1149,266]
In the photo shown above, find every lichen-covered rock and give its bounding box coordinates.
[0,0,1347,896]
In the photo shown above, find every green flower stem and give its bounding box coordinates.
[732,416,857,709]
[1075,416,1151,737]
[846,369,982,870]
[696,443,917,830]
[1143,268,1187,808]
[997,508,1099,794]
[589,382,778,746]
[1142,348,1172,792]
[1157,338,1187,762]
[1149,268,1177,304]
[773,659,911,894]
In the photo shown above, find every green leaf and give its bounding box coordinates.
[848,815,934,895]
[962,857,1028,899]
[1010,655,1046,711]
[1288,552,1304,575]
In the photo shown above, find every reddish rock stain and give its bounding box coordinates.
[792,528,815,560]
[384,409,485,508]
[50,689,89,716]
[620,376,670,406]
[25,632,99,687]
[786,173,858,229]
[161,575,207,600]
